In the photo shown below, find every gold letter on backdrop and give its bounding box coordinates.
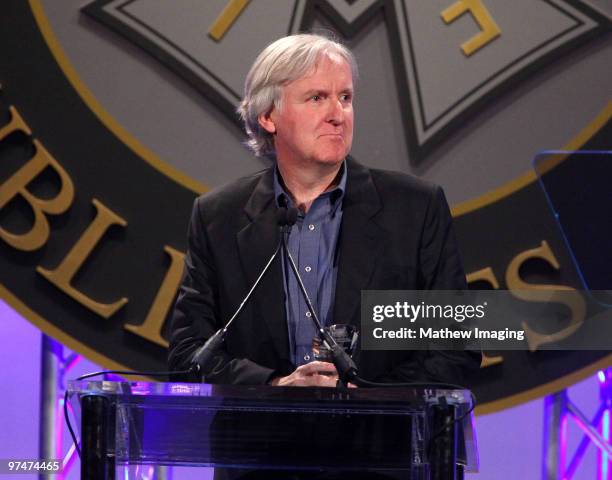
[209,0,251,41]
[124,245,185,347]
[466,266,503,367]
[441,0,501,56]
[0,138,75,251]
[505,240,586,351]
[0,106,32,139]
[37,198,128,319]
[466,266,499,289]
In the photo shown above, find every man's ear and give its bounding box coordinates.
[258,110,276,134]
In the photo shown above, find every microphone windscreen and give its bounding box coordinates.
[286,207,298,226]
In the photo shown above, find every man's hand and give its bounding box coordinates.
[269,361,339,387]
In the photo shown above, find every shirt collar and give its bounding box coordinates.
[273,161,347,215]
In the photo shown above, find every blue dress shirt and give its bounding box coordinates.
[273,162,347,367]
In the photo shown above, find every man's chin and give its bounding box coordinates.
[313,150,350,167]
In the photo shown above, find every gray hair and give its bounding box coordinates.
[237,33,357,157]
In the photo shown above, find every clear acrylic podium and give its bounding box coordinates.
[67,381,478,479]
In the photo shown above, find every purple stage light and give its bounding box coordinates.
[598,368,611,480]
[600,409,609,480]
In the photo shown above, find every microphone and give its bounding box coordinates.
[276,205,297,233]
[278,211,358,386]
[191,207,290,375]
[284,207,298,227]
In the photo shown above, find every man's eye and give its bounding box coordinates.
[310,95,321,102]
[341,94,352,102]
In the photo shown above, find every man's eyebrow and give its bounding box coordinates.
[301,87,354,96]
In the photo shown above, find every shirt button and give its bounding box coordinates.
[304,354,311,362]
[305,311,312,318]
[308,224,315,231]
[305,266,312,272]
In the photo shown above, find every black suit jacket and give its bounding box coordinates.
[169,158,480,384]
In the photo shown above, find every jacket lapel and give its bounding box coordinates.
[333,159,384,329]
[236,168,290,364]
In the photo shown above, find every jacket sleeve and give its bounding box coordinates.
[379,185,481,385]
[168,198,278,385]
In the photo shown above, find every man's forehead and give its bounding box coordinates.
[287,54,353,89]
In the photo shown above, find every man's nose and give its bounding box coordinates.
[326,98,344,125]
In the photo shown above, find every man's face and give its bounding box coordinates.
[260,54,354,169]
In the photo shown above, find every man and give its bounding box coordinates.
[169,33,480,388]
